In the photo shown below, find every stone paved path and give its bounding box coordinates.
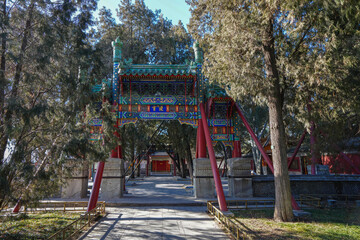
[80,175,229,239]
[80,206,229,240]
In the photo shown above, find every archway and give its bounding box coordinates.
[85,37,296,213]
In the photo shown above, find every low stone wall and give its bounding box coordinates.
[253,175,360,197]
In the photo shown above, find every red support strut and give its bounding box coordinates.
[87,161,105,212]
[339,152,360,174]
[88,135,122,212]
[12,198,21,213]
[199,103,228,212]
[288,129,307,169]
[234,104,274,172]
[234,102,300,210]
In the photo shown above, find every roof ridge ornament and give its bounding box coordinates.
[193,41,203,64]
[112,37,123,63]
[122,58,133,68]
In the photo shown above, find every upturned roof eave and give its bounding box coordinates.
[117,63,197,76]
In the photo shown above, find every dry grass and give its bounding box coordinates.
[0,211,81,239]
[232,208,360,240]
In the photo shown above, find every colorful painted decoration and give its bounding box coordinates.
[90,37,242,145]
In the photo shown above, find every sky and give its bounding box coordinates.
[96,0,191,27]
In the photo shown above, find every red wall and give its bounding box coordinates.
[152,160,171,172]
[322,153,360,174]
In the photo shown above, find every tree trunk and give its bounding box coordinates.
[221,143,228,177]
[262,13,293,222]
[81,161,89,198]
[168,154,177,176]
[136,156,141,177]
[11,138,60,211]
[0,0,8,164]
[171,153,182,174]
[180,158,186,178]
[310,122,321,174]
[0,0,6,108]
[251,143,261,175]
[0,0,35,161]
[0,0,34,206]
[186,158,193,181]
[130,150,135,178]
[186,141,193,183]
[175,153,186,178]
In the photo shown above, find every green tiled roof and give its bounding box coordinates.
[119,64,197,76]
[92,84,102,92]
[92,79,111,93]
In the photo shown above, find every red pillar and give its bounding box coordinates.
[111,130,122,158]
[196,119,207,158]
[199,103,228,212]
[87,161,105,212]
[232,140,242,158]
[111,145,122,158]
[196,132,198,159]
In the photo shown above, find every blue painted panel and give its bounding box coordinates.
[140,96,176,105]
[140,112,177,119]
[149,105,167,112]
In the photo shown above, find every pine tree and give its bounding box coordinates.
[187,0,360,221]
[165,121,196,178]
[0,0,116,210]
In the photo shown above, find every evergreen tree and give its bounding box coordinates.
[165,121,196,178]
[0,0,117,210]
[187,0,360,221]
[93,0,193,72]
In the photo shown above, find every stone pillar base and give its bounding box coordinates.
[61,178,84,199]
[61,162,88,199]
[193,158,215,198]
[227,157,253,197]
[101,158,124,199]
